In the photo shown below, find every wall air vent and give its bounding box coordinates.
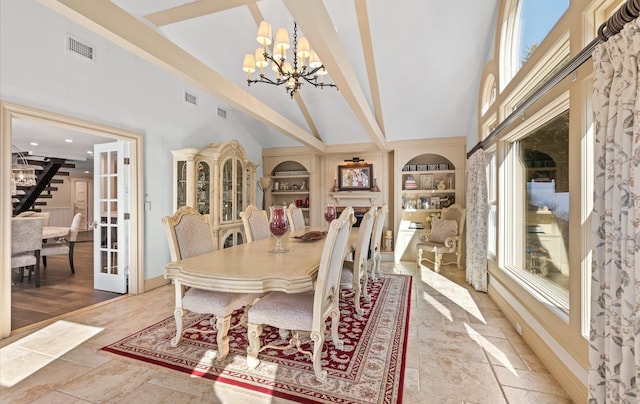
[217,108,227,118]
[67,36,95,61]
[184,91,198,105]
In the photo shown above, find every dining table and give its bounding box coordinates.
[43,226,70,239]
[164,227,359,294]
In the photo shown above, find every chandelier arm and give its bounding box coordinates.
[299,74,338,90]
[262,53,288,78]
[248,76,287,86]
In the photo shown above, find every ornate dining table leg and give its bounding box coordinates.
[246,323,263,369]
[170,281,184,347]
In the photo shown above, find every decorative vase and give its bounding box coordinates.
[324,204,336,227]
[269,206,289,253]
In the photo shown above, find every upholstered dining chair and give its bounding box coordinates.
[240,204,271,242]
[368,205,388,280]
[246,206,354,382]
[12,217,44,287]
[340,206,376,315]
[416,204,466,273]
[162,206,262,360]
[41,213,83,274]
[286,203,306,232]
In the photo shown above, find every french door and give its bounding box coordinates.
[93,142,129,293]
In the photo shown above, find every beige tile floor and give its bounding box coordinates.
[0,261,571,403]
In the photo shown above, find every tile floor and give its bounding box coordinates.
[0,262,571,403]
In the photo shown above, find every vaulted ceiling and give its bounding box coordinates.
[34,0,498,154]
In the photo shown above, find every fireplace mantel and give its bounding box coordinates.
[329,191,381,206]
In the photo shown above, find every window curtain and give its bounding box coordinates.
[589,17,640,403]
[466,149,488,292]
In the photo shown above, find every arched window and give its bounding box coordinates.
[500,0,568,90]
[481,74,497,115]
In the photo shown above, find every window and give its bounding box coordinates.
[500,0,569,90]
[481,74,497,115]
[505,110,570,313]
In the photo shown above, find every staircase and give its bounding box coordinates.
[12,156,75,216]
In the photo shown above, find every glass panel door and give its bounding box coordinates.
[93,142,129,294]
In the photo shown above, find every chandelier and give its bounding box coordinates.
[11,146,37,196]
[242,21,338,98]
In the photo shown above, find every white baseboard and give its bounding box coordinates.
[144,275,170,292]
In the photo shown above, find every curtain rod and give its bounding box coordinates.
[466,0,640,159]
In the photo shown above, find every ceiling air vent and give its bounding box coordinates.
[184,91,198,105]
[217,108,227,118]
[67,36,95,61]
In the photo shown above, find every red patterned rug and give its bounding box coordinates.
[102,274,411,403]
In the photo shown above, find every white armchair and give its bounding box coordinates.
[340,206,376,315]
[286,203,306,232]
[162,206,262,360]
[240,204,270,242]
[417,204,466,272]
[246,207,354,382]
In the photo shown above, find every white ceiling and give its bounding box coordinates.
[10,0,498,159]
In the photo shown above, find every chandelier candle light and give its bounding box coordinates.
[242,21,338,98]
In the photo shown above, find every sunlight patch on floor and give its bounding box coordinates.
[464,323,518,376]
[418,267,487,323]
[0,320,103,387]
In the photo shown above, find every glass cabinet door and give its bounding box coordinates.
[222,159,233,222]
[236,159,244,220]
[196,161,210,214]
[176,160,187,209]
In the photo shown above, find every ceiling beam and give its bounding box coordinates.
[283,0,387,150]
[39,0,326,153]
[145,0,259,27]
[355,0,385,134]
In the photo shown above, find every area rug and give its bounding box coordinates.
[102,274,411,403]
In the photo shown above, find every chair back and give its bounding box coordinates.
[286,203,306,232]
[352,206,376,276]
[370,205,388,259]
[240,204,270,242]
[11,217,44,255]
[68,213,83,242]
[313,206,353,331]
[441,204,466,243]
[162,206,215,261]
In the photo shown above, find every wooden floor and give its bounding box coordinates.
[10,231,123,331]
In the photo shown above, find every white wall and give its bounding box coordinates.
[1,0,263,282]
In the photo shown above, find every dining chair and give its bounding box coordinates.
[286,203,306,232]
[246,206,354,382]
[12,217,44,287]
[368,204,388,280]
[240,204,271,242]
[417,204,466,272]
[41,213,83,274]
[162,205,262,360]
[340,206,376,315]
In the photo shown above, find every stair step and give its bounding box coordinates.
[26,159,75,169]
[50,179,64,184]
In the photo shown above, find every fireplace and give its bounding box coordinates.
[336,206,369,227]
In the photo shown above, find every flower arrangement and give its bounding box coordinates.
[425,212,441,228]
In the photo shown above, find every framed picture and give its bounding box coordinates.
[338,164,373,190]
[419,174,434,190]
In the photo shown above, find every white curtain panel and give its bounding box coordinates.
[589,17,640,403]
[465,149,488,292]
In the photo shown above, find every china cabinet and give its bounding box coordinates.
[172,140,258,249]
